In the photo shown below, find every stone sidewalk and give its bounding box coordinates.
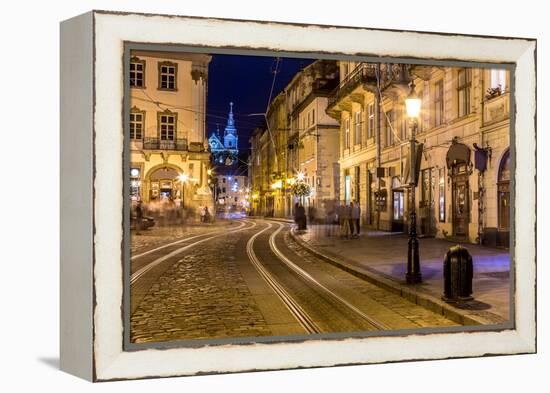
[289,224,511,326]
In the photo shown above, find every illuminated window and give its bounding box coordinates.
[490,69,507,92]
[367,103,375,139]
[439,168,445,222]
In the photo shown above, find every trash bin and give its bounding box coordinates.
[442,245,473,302]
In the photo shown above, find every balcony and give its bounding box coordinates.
[142,137,188,151]
[327,63,378,110]
[327,63,411,116]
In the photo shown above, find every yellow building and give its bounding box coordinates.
[252,60,340,218]
[327,62,510,246]
[128,51,213,215]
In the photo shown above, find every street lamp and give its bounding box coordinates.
[405,81,422,284]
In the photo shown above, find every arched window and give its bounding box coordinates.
[498,149,510,231]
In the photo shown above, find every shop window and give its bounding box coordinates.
[439,167,445,222]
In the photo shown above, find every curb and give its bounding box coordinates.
[289,228,505,327]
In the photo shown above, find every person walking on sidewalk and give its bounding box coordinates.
[340,202,352,239]
[295,203,307,230]
[351,201,361,238]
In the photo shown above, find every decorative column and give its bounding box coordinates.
[191,61,208,147]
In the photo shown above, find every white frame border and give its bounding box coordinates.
[91,11,536,381]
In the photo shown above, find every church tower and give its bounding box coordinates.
[223,102,238,150]
[208,102,239,167]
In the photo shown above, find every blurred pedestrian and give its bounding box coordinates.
[296,203,307,230]
[351,201,361,238]
[199,205,206,223]
[135,201,143,235]
[340,202,351,238]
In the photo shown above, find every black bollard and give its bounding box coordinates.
[442,245,474,303]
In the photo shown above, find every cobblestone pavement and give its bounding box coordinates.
[130,221,230,255]
[280,228,457,330]
[130,219,458,344]
[130,223,273,343]
[296,224,510,322]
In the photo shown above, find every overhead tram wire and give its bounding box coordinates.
[131,94,265,129]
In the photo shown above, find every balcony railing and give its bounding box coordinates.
[327,63,411,109]
[327,63,378,108]
[143,137,188,151]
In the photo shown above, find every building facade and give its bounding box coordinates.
[327,61,510,246]
[208,102,248,212]
[128,51,213,213]
[214,175,249,213]
[250,60,340,218]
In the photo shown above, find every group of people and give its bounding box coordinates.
[294,200,361,239]
[334,201,361,239]
[131,199,214,229]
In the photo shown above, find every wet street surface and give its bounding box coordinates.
[130,219,458,344]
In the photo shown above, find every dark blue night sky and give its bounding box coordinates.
[206,54,314,156]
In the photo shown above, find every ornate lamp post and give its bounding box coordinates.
[405,81,422,284]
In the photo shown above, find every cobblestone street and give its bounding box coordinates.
[130,219,460,344]
[131,224,273,343]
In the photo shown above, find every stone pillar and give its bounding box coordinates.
[191,62,208,147]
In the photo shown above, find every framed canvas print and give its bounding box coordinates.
[60,10,537,381]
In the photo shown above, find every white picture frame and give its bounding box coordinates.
[60,10,536,381]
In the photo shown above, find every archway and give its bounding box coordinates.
[145,164,186,203]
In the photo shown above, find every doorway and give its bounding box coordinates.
[420,168,436,236]
[451,163,470,238]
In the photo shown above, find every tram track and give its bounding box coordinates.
[246,222,322,334]
[130,219,256,285]
[268,222,389,331]
[245,219,389,334]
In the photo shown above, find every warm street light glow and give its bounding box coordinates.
[271,180,283,189]
[178,173,189,183]
[252,193,259,200]
[207,169,212,175]
[405,81,422,118]
[287,178,296,185]
[296,172,305,181]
